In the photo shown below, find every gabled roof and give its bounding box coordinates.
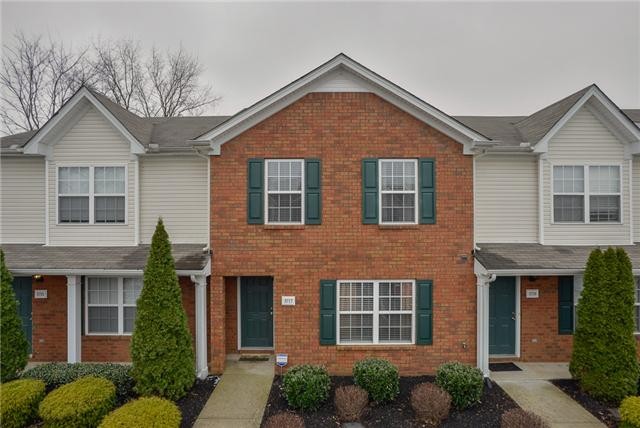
[194,53,490,154]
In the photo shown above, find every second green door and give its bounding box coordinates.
[241,277,273,348]
[489,276,516,355]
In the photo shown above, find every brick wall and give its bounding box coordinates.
[519,276,573,361]
[210,92,476,375]
[31,275,197,362]
[225,277,238,353]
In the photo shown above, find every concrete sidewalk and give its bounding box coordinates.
[195,356,274,428]
[493,363,605,428]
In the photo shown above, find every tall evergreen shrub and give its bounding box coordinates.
[0,250,29,382]
[570,247,639,403]
[130,219,195,399]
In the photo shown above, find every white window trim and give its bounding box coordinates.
[635,276,640,335]
[264,159,305,225]
[378,159,419,225]
[56,163,128,226]
[85,276,140,336]
[551,163,623,225]
[336,279,416,345]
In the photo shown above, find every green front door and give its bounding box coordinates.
[12,277,32,353]
[489,276,516,355]
[240,277,273,348]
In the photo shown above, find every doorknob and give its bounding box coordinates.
[511,312,516,321]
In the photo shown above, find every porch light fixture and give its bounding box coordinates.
[32,274,44,282]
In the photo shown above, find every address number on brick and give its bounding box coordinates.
[281,296,296,306]
[526,289,539,298]
[34,289,47,299]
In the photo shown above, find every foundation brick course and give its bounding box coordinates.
[31,275,197,362]
[211,92,476,375]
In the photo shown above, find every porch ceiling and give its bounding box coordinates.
[1,243,209,272]
[475,242,640,272]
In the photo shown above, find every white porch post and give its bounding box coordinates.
[192,275,208,379]
[66,275,82,363]
[475,267,495,378]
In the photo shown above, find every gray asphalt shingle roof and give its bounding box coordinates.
[0,244,209,272]
[475,243,640,271]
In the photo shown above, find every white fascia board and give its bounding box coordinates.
[23,87,146,155]
[197,55,487,150]
[534,86,640,154]
[10,267,209,276]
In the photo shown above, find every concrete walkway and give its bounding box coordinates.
[493,363,605,428]
[195,356,274,428]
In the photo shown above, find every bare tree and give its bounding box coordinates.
[0,32,90,134]
[139,46,218,117]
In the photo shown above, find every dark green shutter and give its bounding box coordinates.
[305,159,321,225]
[247,158,264,224]
[558,276,574,334]
[320,280,337,345]
[362,159,378,224]
[419,158,436,224]
[416,279,433,345]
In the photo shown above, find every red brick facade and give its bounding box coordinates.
[209,92,476,375]
[30,275,197,362]
[519,276,573,361]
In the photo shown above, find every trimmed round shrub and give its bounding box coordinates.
[353,358,399,403]
[0,379,46,428]
[99,397,181,428]
[39,376,116,427]
[501,408,549,428]
[410,382,451,426]
[22,362,133,403]
[334,385,368,422]
[1,250,29,382]
[282,365,331,411]
[620,396,640,428]
[435,362,483,409]
[264,412,305,428]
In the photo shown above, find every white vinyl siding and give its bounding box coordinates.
[48,106,135,245]
[0,157,45,243]
[634,156,640,242]
[474,154,538,243]
[139,156,208,244]
[543,105,630,245]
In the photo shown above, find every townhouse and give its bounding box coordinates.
[1,54,638,378]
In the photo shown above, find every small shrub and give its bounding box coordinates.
[38,376,116,428]
[0,379,46,428]
[22,362,133,403]
[620,396,640,428]
[282,365,331,411]
[435,362,483,409]
[410,382,451,426]
[99,397,181,428]
[263,412,305,428]
[1,250,29,382]
[353,358,399,403]
[501,408,549,428]
[334,385,368,422]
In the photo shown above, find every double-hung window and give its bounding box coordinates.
[265,159,303,224]
[86,277,142,335]
[553,165,621,223]
[380,159,417,224]
[337,280,414,344]
[58,166,126,224]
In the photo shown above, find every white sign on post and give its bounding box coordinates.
[281,296,296,306]
[276,354,288,367]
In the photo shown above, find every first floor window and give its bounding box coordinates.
[338,280,414,344]
[574,276,640,333]
[635,277,640,333]
[86,277,142,335]
[266,159,303,224]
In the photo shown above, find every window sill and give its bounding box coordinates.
[377,224,419,230]
[337,344,417,351]
[263,225,306,230]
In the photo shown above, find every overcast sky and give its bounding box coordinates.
[1,1,638,116]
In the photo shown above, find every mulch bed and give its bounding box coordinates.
[176,376,219,428]
[551,379,619,428]
[261,376,519,427]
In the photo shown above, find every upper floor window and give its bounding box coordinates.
[379,159,417,224]
[553,165,620,224]
[266,159,303,224]
[58,166,126,224]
